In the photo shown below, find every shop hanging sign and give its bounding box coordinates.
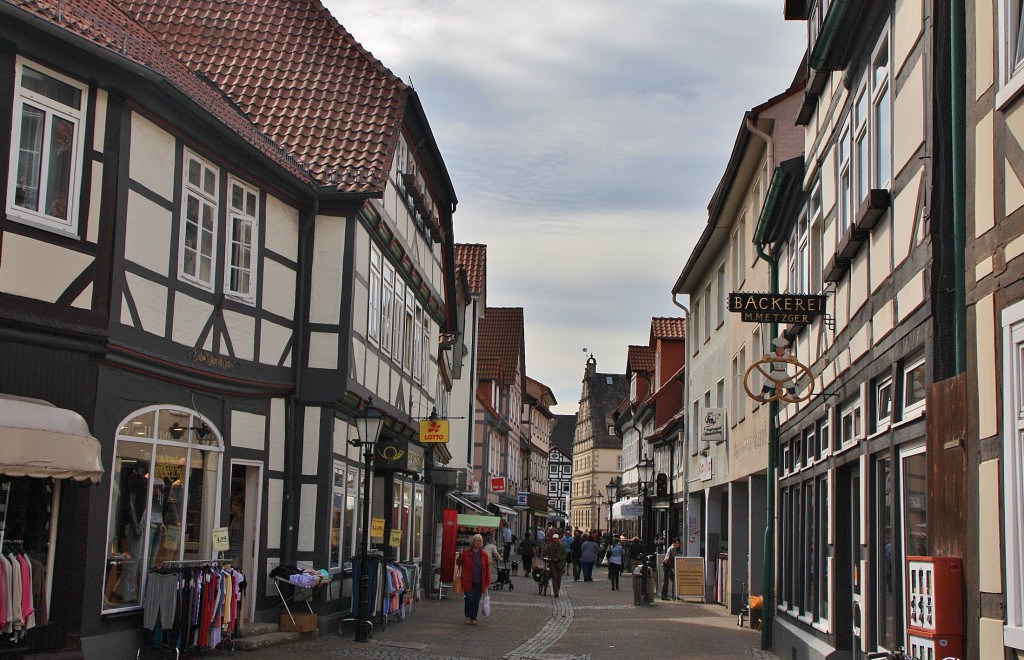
[375,436,425,474]
[212,527,229,552]
[371,518,385,540]
[517,492,529,507]
[728,292,827,324]
[699,455,714,481]
[490,476,506,494]
[389,530,402,548]
[702,408,727,444]
[419,418,449,443]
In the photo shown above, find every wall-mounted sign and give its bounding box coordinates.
[728,292,827,324]
[517,492,529,507]
[490,476,506,494]
[389,530,402,548]
[699,455,714,481]
[702,408,726,444]
[375,436,425,474]
[419,419,449,443]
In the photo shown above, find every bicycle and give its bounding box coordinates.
[533,557,553,595]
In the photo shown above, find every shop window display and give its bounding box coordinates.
[103,407,222,612]
[0,476,56,646]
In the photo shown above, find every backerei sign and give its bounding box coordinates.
[728,292,827,324]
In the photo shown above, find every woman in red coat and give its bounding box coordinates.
[456,533,490,624]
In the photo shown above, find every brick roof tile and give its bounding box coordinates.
[477,307,524,385]
[455,244,487,296]
[650,317,686,339]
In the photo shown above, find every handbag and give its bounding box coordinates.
[481,593,491,617]
[452,566,464,594]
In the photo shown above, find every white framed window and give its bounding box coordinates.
[815,471,831,628]
[703,284,712,339]
[837,120,852,239]
[7,59,87,235]
[717,263,726,325]
[368,246,382,343]
[225,177,259,302]
[692,298,701,350]
[403,286,415,369]
[997,0,1024,107]
[412,304,424,382]
[854,83,869,204]
[839,395,862,449]
[809,179,824,295]
[818,412,831,459]
[871,32,891,190]
[381,261,395,354]
[874,376,894,431]
[733,216,747,291]
[180,150,219,289]
[392,280,406,360]
[1002,299,1024,650]
[901,354,927,418]
[803,425,815,466]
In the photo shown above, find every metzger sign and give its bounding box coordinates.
[728,292,827,324]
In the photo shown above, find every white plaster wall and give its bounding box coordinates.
[849,249,869,318]
[308,332,338,369]
[124,191,173,276]
[870,215,893,293]
[309,216,344,325]
[303,407,320,476]
[297,483,318,552]
[267,478,283,550]
[977,294,998,439]
[973,0,995,100]
[1009,234,1024,262]
[171,294,212,348]
[976,110,996,237]
[259,319,291,367]
[264,195,298,262]
[979,459,1002,592]
[230,410,266,451]
[873,301,894,344]
[0,233,91,303]
[269,398,286,472]
[893,61,925,176]
[129,113,175,200]
[1007,158,1024,215]
[223,309,255,361]
[896,271,925,321]
[894,0,923,77]
[893,170,923,264]
[72,284,92,310]
[125,272,167,334]
[92,89,107,152]
[261,260,296,320]
[87,161,102,245]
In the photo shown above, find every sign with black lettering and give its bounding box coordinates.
[728,292,827,324]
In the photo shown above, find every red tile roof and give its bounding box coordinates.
[627,345,655,373]
[650,317,686,339]
[455,244,487,296]
[478,307,524,384]
[119,0,408,192]
[7,0,313,182]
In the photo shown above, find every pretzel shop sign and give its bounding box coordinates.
[728,292,827,324]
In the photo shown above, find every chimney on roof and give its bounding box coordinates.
[585,354,597,378]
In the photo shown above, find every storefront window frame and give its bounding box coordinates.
[102,406,223,614]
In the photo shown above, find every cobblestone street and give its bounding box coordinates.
[243,570,777,660]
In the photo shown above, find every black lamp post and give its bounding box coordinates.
[349,398,384,643]
[636,454,655,554]
[595,490,604,534]
[605,477,619,541]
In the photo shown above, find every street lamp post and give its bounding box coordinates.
[636,454,655,554]
[349,398,384,643]
[605,477,619,542]
[595,490,604,534]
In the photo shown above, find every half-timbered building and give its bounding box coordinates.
[0,0,459,655]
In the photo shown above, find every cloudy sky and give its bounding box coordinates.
[324,0,807,414]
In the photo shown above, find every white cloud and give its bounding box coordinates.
[324,0,806,412]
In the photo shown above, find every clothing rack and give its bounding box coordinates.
[156,558,224,570]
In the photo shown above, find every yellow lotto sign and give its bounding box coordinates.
[419,419,449,443]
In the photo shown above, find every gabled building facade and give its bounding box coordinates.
[570,356,626,532]
[0,0,459,654]
[524,376,556,533]
[548,414,576,528]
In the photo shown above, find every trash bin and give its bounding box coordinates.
[633,568,655,605]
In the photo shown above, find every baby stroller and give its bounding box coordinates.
[492,560,515,591]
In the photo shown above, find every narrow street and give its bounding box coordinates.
[242,569,774,660]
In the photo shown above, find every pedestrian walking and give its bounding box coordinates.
[606,536,624,590]
[579,535,599,581]
[518,535,535,577]
[500,521,514,562]
[482,533,502,585]
[543,533,567,597]
[661,537,681,600]
[456,533,490,625]
[535,526,546,544]
[627,536,644,572]
[571,530,583,581]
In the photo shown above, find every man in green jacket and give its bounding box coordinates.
[543,533,568,596]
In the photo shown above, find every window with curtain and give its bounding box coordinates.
[103,407,222,613]
[7,59,87,233]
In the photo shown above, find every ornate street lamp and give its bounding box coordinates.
[636,454,655,553]
[606,477,619,541]
[595,490,604,534]
[349,398,384,643]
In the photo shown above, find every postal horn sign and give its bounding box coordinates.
[419,419,449,443]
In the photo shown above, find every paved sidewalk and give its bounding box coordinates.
[243,568,779,659]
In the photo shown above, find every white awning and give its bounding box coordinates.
[612,498,643,520]
[447,492,489,515]
[0,394,103,484]
[491,503,518,516]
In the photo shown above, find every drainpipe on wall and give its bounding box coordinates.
[670,295,689,554]
[951,0,967,374]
